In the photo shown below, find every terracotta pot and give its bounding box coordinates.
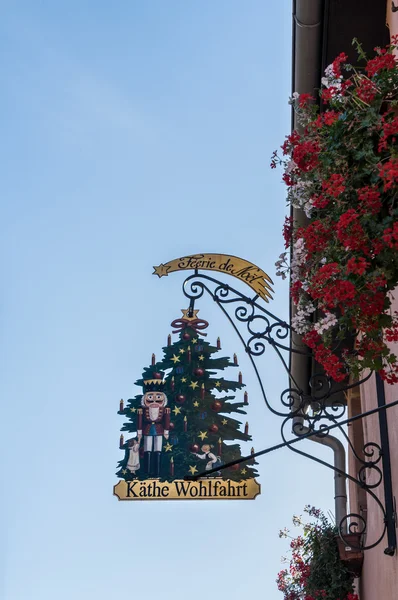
[336,534,364,577]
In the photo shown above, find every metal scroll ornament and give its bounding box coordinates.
[149,253,397,554]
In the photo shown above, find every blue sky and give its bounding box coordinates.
[2,3,337,599]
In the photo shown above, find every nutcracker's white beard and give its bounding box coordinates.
[148,406,160,421]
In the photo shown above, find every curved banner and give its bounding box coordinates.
[153,253,274,302]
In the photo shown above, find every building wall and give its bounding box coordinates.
[349,315,398,599]
[349,8,398,599]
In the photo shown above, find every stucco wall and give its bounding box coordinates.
[356,8,398,598]
[354,316,398,599]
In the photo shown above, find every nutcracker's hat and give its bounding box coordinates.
[143,370,166,392]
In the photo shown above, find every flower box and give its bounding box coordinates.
[273,39,398,385]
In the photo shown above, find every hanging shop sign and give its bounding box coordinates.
[153,253,274,302]
[114,302,261,501]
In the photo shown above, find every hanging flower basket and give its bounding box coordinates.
[273,38,398,384]
[277,507,360,600]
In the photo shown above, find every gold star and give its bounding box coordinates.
[189,381,199,390]
[199,355,205,361]
[130,407,137,413]
[153,264,171,278]
[181,309,199,321]
[181,377,187,383]
[188,465,198,475]
[192,338,198,344]
[164,442,173,452]
[198,431,208,441]
[171,354,181,364]
[193,400,200,407]
[172,406,182,416]
[215,381,221,388]
[222,418,228,425]
[122,469,127,475]
[241,468,247,475]
[179,348,185,354]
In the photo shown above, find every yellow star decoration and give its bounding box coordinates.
[179,348,185,354]
[189,381,199,390]
[199,355,205,361]
[181,377,187,383]
[130,407,137,413]
[164,442,173,452]
[188,465,198,475]
[172,406,182,416]
[192,338,198,344]
[198,431,208,441]
[181,309,199,321]
[193,400,200,408]
[122,469,127,475]
[171,354,181,364]
[221,418,228,425]
[241,468,247,475]
[153,264,171,278]
[215,381,221,388]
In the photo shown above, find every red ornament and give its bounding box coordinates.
[182,333,191,340]
[190,443,200,453]
[194,368,204,377]
[209,424,219,433]
[211,400,222,412]
[230,463,240,471]
[153,372,162,379]
[175,394,186,404]
[169,422,175,430]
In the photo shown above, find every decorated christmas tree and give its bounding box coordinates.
[116,309,258,482]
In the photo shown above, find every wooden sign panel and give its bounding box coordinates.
[114,309,260,500]
[114,478,260,500]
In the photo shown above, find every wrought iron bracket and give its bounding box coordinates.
[180,271,398,555]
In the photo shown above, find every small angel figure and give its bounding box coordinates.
[193,444,223,476]
[127,438,141,474]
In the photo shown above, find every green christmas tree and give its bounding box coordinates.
[116,309,258,482]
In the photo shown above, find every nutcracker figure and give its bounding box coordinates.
[137,372,170,477]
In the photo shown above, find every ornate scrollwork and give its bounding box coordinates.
[338,512,387,551]
[235,303,255,322]
[363,441,383,461]
[323,399,346,421]
[339,514,367,549]
[309,373,332,400]
[183,276,206,301]
[280,388,305,412]
[268,320,290,341]
[358,463,383,489]
[180,271,396,554]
